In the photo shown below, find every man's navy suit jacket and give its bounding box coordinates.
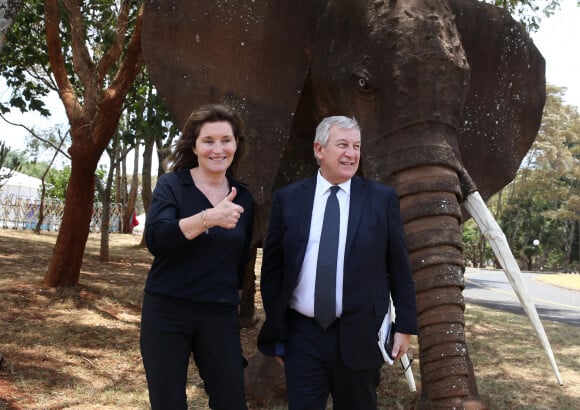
[258,175,418,370]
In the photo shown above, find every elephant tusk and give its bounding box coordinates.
[464,191,564,386]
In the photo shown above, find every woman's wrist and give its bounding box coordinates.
[201,209,210,234]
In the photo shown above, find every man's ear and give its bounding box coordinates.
[314,142,323,161]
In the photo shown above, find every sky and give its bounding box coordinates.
[1,0,579,156]
[530,0,580,108]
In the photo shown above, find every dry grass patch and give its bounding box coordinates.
[464,305,580,409]
[0,230,150,410]
[535,273,580,291]
[0,229,579,409]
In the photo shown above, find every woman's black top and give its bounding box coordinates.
[144,168,254,306]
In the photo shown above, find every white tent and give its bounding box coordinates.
[0,168,42,200]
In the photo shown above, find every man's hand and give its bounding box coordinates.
[391,332,411,359]
[274,356,284,367]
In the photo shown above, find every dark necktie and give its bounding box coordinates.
[315,185,340,330]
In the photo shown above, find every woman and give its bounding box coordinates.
[140,104,254,409]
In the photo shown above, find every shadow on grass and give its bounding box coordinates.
[0,230,150,409]
[464,305,580,409]
[466,299,580,326]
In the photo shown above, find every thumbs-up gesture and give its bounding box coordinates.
[208,187,244,230]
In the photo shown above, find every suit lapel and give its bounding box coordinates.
[345,176,366,257]
[298,177,316,241]
[291,177,316,275]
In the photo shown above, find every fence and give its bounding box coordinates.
[0,194,124,233]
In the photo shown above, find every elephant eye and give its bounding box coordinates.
[352,70,375,94]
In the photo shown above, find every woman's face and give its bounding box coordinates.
[193,121,237,175]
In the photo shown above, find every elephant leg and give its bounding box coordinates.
[389,164,485,409]
[240,246,259,328]
[240,201,274,328]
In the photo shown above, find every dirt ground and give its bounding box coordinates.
[0,230,416,409]
[1,229,579,409]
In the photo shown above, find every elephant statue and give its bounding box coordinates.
[141,0,554,407]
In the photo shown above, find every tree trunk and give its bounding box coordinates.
[42,1,143,286]
[115,147,122,204]
[99,190,111,262]
[119,142,128,226]
[562,220,575,272]
[141,138,153,211]
[99,150,119,262]
[123,143,140,233]
[35,180,47,235]
[43,151,99,286]
[99,132,122,261]
[155,127,177,177]
[139,133,154,247]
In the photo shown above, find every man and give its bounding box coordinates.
[258,115,418,409]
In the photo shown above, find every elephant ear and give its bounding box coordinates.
[142,0,321,203]
[449,0,546,200]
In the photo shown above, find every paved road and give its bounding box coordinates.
[463,268,580,326]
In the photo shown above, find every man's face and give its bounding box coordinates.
[315,125,361,185]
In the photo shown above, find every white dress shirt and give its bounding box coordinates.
[290,170,351,318]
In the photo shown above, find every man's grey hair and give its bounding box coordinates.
[313,116,361,163]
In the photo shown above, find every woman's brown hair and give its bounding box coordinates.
[167,104,246,176]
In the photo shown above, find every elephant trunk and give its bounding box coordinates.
[365,122,485,408]
[392,165,476,408]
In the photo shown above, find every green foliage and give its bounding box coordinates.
[0,0,53,117]
[462,219,494,268]
[13,160,106,202]
[17,160,46,179]
[0,143,24,169]
[492,85,580,271]
[44,166,71,200]
[0,0,142,117]
[0,0,172,214]
[122,70,177,146]
[463,220,481,266]
[486,0,562,31]
[0,141,23,187]
[0,0,175,174]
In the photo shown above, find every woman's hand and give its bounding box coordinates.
[206,187,244,230]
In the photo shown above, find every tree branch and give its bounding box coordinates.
[44,0,82,123]
[0,112,71,159]
[61,0,95,89]
[107,5,144,110]
[96,0,131,84]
